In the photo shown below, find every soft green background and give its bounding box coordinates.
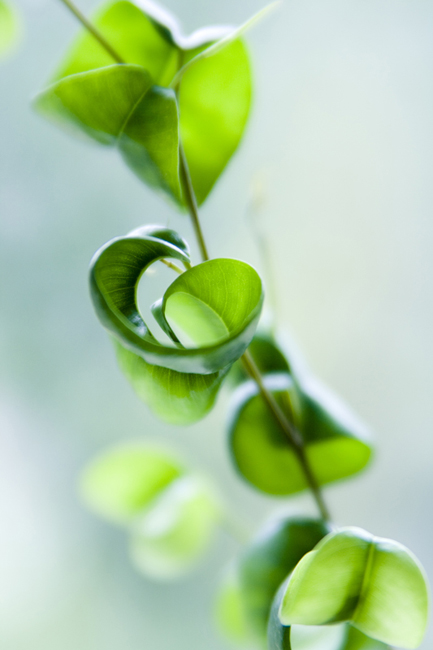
[1,0,433,648]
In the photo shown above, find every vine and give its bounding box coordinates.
[35,1,430,649]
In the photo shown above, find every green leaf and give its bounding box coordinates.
[279,527,429,649]
[229,373,372,495]
[214,566,251,645]
[0,0,20,60]
[35,65,182,204]
[238,516,331,640]
[79,443,183,524]
[129,475,221,580]
[38,0,254,206]
[114,341,228,425]
[90,226,263,374]
[269,583,391,650]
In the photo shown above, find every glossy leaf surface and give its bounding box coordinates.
[229,373,372,495]
[0,0,19,59]
[79,443,183,524]
[35,65,182,204]
[238,516,331,640]
[38,0,253,206]
[129,475,220,579]
[90,226,263,374]
[279,527,429,649]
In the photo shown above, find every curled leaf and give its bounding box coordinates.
[90,226,263,374]
[279,527,429,649]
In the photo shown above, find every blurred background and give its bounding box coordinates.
[1,0,433,647]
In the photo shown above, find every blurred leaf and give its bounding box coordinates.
[80,443,183,524]
[129,475,221,580]
[229,373,372,495]
[214,566,251,645]
[35,65,182,204]
[0,0,20,60]
[114,341,228,425]
[90,226,263,374]
[279,527,429,649]
[238,516,331,640]
[39,0,253,206]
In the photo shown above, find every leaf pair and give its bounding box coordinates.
[80,443,221,579]
[90,225,263,423]
[228,332,372,495]
[275,527,429,649]
[35,0,253,206]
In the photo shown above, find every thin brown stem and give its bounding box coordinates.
[58,0,125,64]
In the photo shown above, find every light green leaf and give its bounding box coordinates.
[35,65,182,204]
[90,226,263,374]
[229,373,372,495]
[0,0,20,60]
[38,0,254,206]
[214,566,251,645]
[114,341,228,425]
[279,527,429,649]
[129,475,221,580]
[79,443,183,524]
[269,582,391,650]
[238,516,331,640]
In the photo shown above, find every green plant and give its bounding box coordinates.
[35,1,430,648]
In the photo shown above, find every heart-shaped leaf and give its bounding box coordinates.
[238,516,331,640]
[35,65,182,204]
[279,527,429,649]
[90,226,263,375]
[36,0,253,206]
[129,475,221,580]
[0,0,20,60]
[229,373,372,496]
[79,442,183,524]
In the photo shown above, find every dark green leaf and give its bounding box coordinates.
[238,516,331,640]
[279,527,429,649]
[90,227,263,374]
[229,373,372,495]
[128,475,221,579]
[79,442,183,524]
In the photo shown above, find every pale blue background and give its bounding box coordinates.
[1,0,433,648]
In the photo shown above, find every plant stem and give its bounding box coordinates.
[58,0,125,64]
[56,0,331,523]
[241,351,331,522]
[179,143,210,261]
[160,259,184,274]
